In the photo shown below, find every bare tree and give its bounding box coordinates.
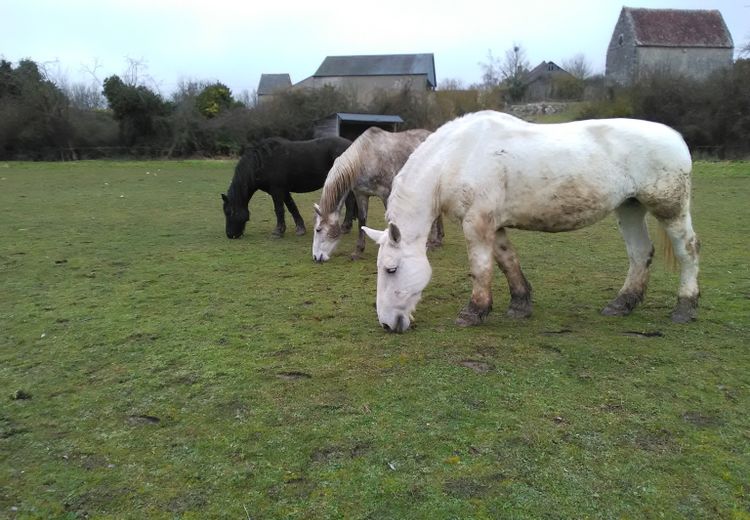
[121,56,160,92]
[236,88,257,108]
[66,82,106,110]
[478,50,503,89]
[563,53,593,80]
[438,78,466,91]
[478,44,529,92]
[500,44,530,83]
[740,34,750,58]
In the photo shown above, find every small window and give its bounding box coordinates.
[618,34,624,46]
[548,63,555,71]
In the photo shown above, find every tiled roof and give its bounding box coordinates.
[314,54,436,87]
[625,7,733,48]
[258,74,291,95]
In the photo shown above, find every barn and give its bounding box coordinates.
[294,53,436,105]
[256,73,292,105]
[522,61,577,101]
[606,7,734,86]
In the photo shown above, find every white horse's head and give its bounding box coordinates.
[312,203,343,263]
[363,223,432,333]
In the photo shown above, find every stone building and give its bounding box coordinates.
[292,53,436,105]
[606,7,734,86]
[256,74,292,105]
[522,61,577,101]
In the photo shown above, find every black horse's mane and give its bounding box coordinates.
[227,139,279,205]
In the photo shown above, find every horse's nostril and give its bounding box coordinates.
[395,315,405,333]
[382,323,391,332]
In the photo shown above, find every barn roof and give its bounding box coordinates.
[334,113,404,124]
[624,7,733,48]
[258,73,292,95]
[314,54,436,88]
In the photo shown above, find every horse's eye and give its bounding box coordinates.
[315,227,322,233]
[385,266,398,274]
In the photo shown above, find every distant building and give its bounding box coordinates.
[256,73,292,104]
[294,53,436,105]
[522,61,577,101]
[606,7,734,86]
[313,113,403,141]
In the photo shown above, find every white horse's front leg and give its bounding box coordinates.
[456,218,495,327]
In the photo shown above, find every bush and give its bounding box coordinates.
[576,62,750,158]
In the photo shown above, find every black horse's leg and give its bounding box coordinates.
[270,190,286,238]
[283,192,306,236]
[342,192,357,234]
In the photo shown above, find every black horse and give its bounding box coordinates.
[221,136,357,239]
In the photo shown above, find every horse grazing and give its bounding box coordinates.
[221,136,357,239]
[364,111,699,333]
[312,127,444,262]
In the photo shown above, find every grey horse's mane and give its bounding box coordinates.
[318,129,379,214]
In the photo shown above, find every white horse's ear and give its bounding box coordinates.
[313,203,322,216]
[388,223,401,244]
[362,226,385,243]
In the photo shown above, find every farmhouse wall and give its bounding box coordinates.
[606,14,639,86]
[635,47,733,80]
[606,7,734,86]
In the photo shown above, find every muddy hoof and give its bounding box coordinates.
[455,302,491,327]
[601,292,642,317]
[507,305,532,319]
[456,311,483,327]
[295,226,306,236]
[350,252,363,261]
[671,296,698,323]
[342,224,353,234]
[271,229,285,238]
[601,303,630,317]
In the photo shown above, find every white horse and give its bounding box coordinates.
[312,127,443,262]
[363,111,699,332]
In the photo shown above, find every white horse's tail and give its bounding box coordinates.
[656,223,678,271]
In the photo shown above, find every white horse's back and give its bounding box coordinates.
[391,111,692,233]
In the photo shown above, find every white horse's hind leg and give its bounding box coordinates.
[602,200,653,316]
[493,229,532,318]
[662,214,700,323]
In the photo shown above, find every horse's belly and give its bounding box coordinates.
[506,202,613,232]
[502,178,620,232]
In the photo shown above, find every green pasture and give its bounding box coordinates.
[1,159,748,519]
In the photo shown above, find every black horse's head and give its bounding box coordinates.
[222,146,265,239]
[222,193,249,239]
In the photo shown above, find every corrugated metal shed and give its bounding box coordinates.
[314,113,404,141]
[626,8,733,48]
[336,113,404,124]
[314,54,436,88]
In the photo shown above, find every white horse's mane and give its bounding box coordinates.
[318,129,380,214]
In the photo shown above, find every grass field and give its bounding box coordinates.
[1,159,748,519]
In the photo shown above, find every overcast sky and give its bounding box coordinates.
[4,0,748,98]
